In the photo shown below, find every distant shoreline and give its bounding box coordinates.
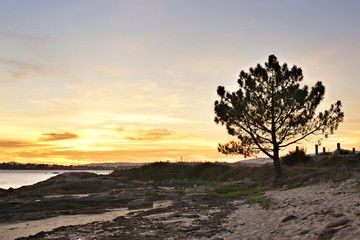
[0,162,143,171]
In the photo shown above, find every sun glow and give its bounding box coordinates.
[0,1,359,165]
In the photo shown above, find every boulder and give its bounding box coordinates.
[127,198,153,210]
[181,193,216,202]
[158,192,181,200]
[222,181,257,188]
[116,190,143,199]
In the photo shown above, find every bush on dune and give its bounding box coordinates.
[281,148,310,166]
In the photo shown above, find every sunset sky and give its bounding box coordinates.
[0,1,359,165]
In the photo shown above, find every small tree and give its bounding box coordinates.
[214,55,344,181]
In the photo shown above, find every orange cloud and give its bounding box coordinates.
[12,146,225,164]
[39,132,78,141]
[122,128,178,141]
[0,140,39,148]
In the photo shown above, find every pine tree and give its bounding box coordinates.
[214,55,344,181]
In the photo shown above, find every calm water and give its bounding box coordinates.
[0,170,113,190]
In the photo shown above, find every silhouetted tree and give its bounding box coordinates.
[214,55,344,181]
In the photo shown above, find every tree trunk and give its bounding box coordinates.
[273,148,282,182]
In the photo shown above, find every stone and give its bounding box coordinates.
[281,215,298,223]
[181,193,216,202]
[222,181,257,188]
[325,217,349,229]
[127,198,153,210]
[158,192,181,200]
[96,186,110,193]
[117,190,143,199]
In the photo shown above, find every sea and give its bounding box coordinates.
[0,170,113,190]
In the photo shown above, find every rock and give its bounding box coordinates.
[222,181,257,188]
[128,180,147,186]
[181,193,216,202]
[116,182,133,187]
[158,192,181,200]
[325,217,349,229]
[332,226,360,240]
[317,228,340,240]
[86,192,112,201]
[281,215,298,223]
[317,217,350,240]
[96,186,110,193]
[127,198,153,210]
[116,190,143,199]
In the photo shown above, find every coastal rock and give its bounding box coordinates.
[158,192,181,200]
[128,198,153,210]
[128,180,147,186]
[333,226,360,240]
[115,190,143,199]
[96,186,110,193]
[181,193,215,202]
[222,181,257,188]
[326,217,349,229]
[281,215,298,223]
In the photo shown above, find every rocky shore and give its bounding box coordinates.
[0,164,360,239]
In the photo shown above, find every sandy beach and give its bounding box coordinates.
[1,178,358,239]
[217,179,360,239]
[1,161,360,239]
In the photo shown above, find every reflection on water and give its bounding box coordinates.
[0,170,113,189]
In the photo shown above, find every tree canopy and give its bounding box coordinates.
[214,55,344,181]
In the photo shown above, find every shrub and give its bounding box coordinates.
[211,186,262,199]
[281,148,310,166]
[245,195,272,209]
[184,162,231,180]
[339,149,351,155]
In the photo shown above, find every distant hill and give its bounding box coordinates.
[81,162,145,169]
[233,158,273,166]
[0,161,145,170]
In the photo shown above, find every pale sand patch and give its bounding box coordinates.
[212,179,360,240]
[0,200,172,240]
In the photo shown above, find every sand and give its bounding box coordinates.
[214,178,360,239]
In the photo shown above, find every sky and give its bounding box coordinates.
[0,0,359,165]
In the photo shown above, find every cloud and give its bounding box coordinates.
[12,146,224,164]
[0,58,48,80]
[0,140,37,148]
[40,132,78,141]
[122,128,178,141]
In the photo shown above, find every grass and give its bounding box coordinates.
[245,195,272,209]
[356,183,360,193]
[200,210,209,216]
[213,211,230,218]
[110,161,277,187]
[319,232,335,240]
[299,229,310,235]
[211,186,263,199]
[212,211,230,223]
[108,154,360,191]
[332,213,344,218]
[316,154,360,168]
